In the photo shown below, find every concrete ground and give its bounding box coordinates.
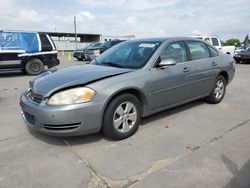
[0,54,250,188]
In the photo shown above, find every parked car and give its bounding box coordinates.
[20,37,235,140]
[0,30,59,75]
[73,42,102,61]
[235,46,246,54]
[192,35,235,56]
[84,40,125,60]
[234,47,250,63]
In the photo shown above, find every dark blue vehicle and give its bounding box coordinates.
[0,31,60,75]
[73,42,102,61]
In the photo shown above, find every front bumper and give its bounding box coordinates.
[73,52,83,59]
[19,92,103,136]
[85,53,95,61]
[234,56,250,63]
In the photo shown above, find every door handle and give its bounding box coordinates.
[183,67,190,72]
[212,62,218,66]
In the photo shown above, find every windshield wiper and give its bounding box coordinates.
[102,61,124,68]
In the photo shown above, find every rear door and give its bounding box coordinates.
[186,40,218,97]
[148,41,195,110]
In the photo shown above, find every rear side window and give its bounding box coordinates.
[1,32,22,51]
[208,45,219,57]
[39,33,52,51]
[187,41,210,60]
[160,41,187,63]
[211,37,219,46]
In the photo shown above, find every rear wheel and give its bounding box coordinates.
[206,76,226,104]
[25,59,44,75]
[102,94,141,140]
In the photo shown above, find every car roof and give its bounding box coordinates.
[1,30,40,33]
[129,37,204,43]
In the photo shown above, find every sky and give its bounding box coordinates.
[0,0,250,41]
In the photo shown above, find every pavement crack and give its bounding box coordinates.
[206,118,250,146]
[106,154,189,188]
[207,135,224,145]
[226,119,250,133]
[59,137,189,188]
[0,134,24,143]
[190,146,201,152]
[60,138,110,188]
[57,119,250,188]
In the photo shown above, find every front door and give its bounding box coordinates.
[148,41,195,110]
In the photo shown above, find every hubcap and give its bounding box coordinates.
[214,80,224,100]
[31,63,40,72]
[113,101,137,133]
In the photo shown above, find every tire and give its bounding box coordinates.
[77,57,83,61]
[206,76,226,104]
[235,60,240,64]
[102,94,141,140]
[25,59,44,75]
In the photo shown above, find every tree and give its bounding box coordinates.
[225,38,241,47]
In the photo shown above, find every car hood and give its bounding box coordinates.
[30,64,132,97]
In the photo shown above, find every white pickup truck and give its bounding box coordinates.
[192,35,235,56]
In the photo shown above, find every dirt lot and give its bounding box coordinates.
[0,54,250,188]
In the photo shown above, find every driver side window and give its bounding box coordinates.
[160,41,187,64]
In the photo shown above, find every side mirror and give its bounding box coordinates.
[158,58,177,68]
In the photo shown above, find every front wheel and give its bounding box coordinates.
[102,94,141,140]
[77,57,83,61]
[206,76,226,104]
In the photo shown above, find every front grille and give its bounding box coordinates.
[23,111,35,125]
[43,123,81,131]
[28,91,43,104]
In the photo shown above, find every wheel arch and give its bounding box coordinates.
[21,56,45,69]
[102,87,148,123]
[218,71,228,84]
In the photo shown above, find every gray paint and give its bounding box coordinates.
[20,37,235,136]
[30,64,132,97]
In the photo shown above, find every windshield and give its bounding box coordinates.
[92,43,102,48]
[86,43,100,49]
[246,47,250,52]
[101,41,113,48]
[91,40,162,69]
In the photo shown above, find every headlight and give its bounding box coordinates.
[47,87,95,105]
[94,50,100,55]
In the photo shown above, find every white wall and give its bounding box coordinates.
[54,41,90,51]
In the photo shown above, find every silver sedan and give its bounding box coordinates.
[20,37,235,140]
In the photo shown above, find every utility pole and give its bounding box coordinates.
[74,16,77,49]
